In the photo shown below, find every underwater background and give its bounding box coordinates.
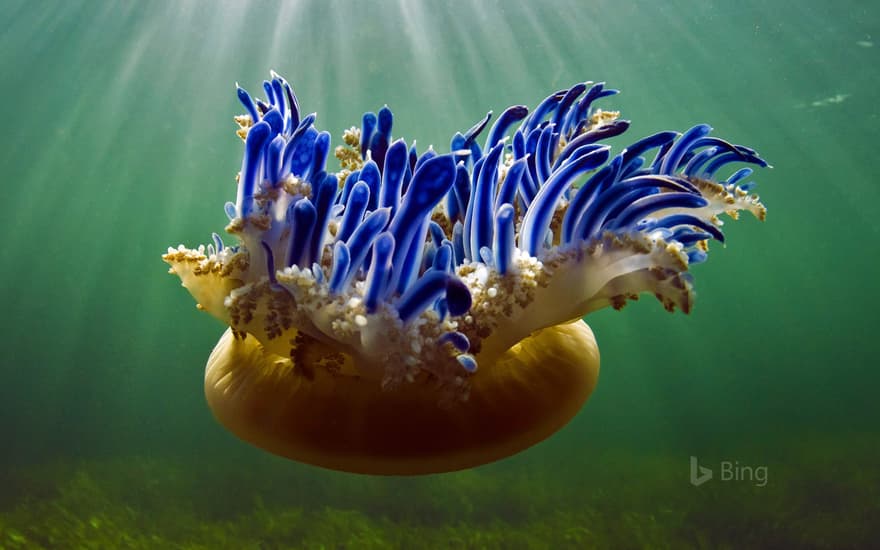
[1,0,877,548]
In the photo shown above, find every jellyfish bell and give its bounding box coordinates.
[164,74,768,475]
[201,323,598,475]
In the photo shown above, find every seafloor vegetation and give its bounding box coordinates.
[0,434,876,549]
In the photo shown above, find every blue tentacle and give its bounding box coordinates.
[364,233,395,313]
[520,146,611,255]
[286,198,317,267]
[535,124,556,185]
[606,192,709,231]
[485,105,528,150]
[657,124,712,175]
[236,121,271,218]
[495,156,528,212]
[380,139,408,217]
[369,106,393,170]
[337,181,370,243]
[494,203,516,274]
[521,89,565,134]
[647,214,725,242]
[236,84,260,122]
[328,241,351,295]
[343,207,392,287]
[387,155,457,288]
[359,160,382,212]
[562,153,622,245]
[361,112,377,159]
[307,173,338,265]
[470,142,505,259]
[554,119,630,170]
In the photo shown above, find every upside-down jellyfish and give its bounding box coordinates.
[163,72,768,475]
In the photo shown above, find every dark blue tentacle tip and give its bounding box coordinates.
[445,278,472,317]
[457,355,478,373]
[440,331,471,353]
[378,105,393,131]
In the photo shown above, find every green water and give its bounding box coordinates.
[1,0,877,548]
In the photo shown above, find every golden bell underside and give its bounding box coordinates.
[204,321,600,475]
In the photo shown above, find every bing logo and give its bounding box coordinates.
[690,456,713,486]
[689,456,769,487]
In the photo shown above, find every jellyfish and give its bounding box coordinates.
[163,72,769,475]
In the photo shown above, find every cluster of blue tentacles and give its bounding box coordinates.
[226,73,768,325]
